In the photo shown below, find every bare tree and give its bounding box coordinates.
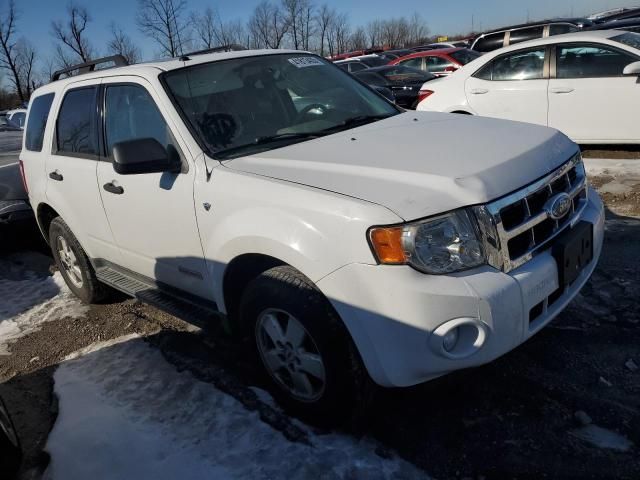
[315,4,335,56]
[0,0,26,101]
[51,2,94,63]
[281,0,302,49]
[248,1,289,49]
[327,12,349,56]
[136,0,188,58]
[191,7,217,48]
[108,23,142,64]
[366,20,382,49]
[16,39,37,95]
[350,27,367,51]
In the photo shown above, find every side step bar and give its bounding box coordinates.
[96,266,219,329]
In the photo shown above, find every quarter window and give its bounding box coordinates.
[104,84,171,156]
[25,93,54,151]
[557,44,638,78]
[549,24,578,36]
[490,48,546,80]
[56,87,99,156]
[425,56,455,73]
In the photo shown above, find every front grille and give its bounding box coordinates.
[477,153,587,273]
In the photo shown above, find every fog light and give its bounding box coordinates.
[443,328,459,352]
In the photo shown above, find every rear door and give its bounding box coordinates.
[96,77,210,299]
[547,42,640,142]
[465,46,549,125]
[45,79,120,262]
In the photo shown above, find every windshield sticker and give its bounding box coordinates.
[288,57,325,68]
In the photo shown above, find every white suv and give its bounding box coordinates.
[20,50,604,420]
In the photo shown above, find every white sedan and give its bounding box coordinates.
[417,30,640,144]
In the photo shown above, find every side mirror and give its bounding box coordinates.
[444,65,458,73]
[623,61,640,76]
[112,138,180,175]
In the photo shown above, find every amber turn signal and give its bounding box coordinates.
[369,227,407,264]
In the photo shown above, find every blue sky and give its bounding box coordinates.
[4,0,640,75]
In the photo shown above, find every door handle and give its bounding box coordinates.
[550,87,574,94]
[103,182,124,195]
[49,171,63,181]
[470,88,488,95]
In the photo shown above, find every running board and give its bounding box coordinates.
[95,266,219,329]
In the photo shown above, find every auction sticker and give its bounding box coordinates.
[288,57,325,68]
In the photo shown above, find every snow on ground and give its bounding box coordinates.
[584,158,640,195]
[0,254,87,355]
[44,337,427,480]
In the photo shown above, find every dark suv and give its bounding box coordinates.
[471,18,593,53]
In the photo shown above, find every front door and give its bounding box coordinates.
[465,47,549,126]
[548,42,640,143]
[96,78,211,299]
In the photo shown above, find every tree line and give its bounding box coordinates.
[0,0,433,108]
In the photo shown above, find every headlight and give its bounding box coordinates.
[368,209,486,274]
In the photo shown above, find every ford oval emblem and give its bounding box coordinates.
[545,193,572,220]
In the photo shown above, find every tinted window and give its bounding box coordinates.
[491,48,546,80]
[556,44,637,78]
[549,24,578,35]
[399,57,423,69]
[25,93,54,152]
[56,87,99,156]
[353,72,388,87]
[612,31,640,49]
[509,26,544,45]
[105,84,171,156]
[360,57,387,68]
[450,49,482,65]
[473,63,493,80]
[349,62,368,72]
[425,56,456,73]
[379,65,434,83]
[11,112,26,127]
[337,63,349,71]
[473,33,505,52]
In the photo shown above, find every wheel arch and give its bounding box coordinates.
[36,202,60,244]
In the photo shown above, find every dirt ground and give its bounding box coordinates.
[1,164,639,479]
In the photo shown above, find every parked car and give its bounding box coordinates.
[0,114,21,132]
[0,396,21,479]
[328,49,383,61]
[378,49,414,62]
[353,65,436,108]
[334,55,388,72]
[389,48,482,76]
[5,109,27,130]
[471,18,593,52]
[590,7,640,23]
[588,6,638,21]
[0,158,33,224]
[417,30,640,144]
[22,50,603,421]
[587,17,640,34]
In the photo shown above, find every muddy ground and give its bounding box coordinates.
[1,161,639,479]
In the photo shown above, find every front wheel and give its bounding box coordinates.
[239,266,371,423]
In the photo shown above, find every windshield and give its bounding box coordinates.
[450,49,482,65]
[612,31,640,49]
[162,53,398,159]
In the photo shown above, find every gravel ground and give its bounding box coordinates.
[1,139,639,479]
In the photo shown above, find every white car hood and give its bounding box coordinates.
[224,112,577,221]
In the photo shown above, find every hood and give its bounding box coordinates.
[224,112,577,220]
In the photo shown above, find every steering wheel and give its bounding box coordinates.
[295,103,329,122]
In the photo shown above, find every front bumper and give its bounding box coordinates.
[317,188,605,387]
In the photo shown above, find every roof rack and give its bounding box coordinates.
[179,44,247,61]
[51,55,129,82]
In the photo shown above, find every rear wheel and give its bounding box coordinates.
[49,217,110,304]
[239,266,371,423]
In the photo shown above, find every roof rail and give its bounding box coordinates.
[51,55,129,82]
[179,44,247,60]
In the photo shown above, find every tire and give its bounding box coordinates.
[239,265,373,424]
[49,217,110,304]
[0,398,21,479]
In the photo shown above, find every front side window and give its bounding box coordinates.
[163,53,398,159]
[25,93,55,152]
[425,56,455,72]
[56,87,99,156]
[509,26,544,45]
[104,84,171,156]
[490,48,546,80]
[556,44,638,78]
[399,57,424,69]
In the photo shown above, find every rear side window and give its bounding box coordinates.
[450,49,482,65]
[425,56,455,72]
[473,33,505,52]
[549,24,578,36]
[25,93,54,152]
[399,57,423,69]
[349,62,368,72]
[509,26,544,45]
[56,87,99,156]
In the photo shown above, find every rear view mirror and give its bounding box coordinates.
[623,61,640,76]
[112,138,180,175]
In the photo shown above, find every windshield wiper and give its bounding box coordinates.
[215,132,321,159]
[319,114,394,134]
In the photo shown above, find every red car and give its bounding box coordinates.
[388,48,481,77]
